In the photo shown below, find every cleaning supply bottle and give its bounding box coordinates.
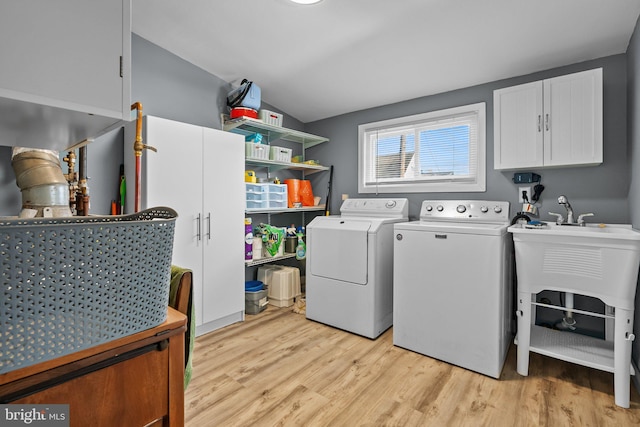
[244,218,253,260]
[295,231,306,260]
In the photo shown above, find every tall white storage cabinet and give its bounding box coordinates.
[494,68,602,170]
[124,116,245,336]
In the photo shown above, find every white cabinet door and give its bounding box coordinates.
[142,118,205,327]
[201,128,244,324]
[0,0,131,151]
[493,81,543,170]
[544,68,603,167]
[0,0,128,117]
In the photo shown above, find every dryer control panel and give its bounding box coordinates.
[340,198,409,219]
[419,200,510,223]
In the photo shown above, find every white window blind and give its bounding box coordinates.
[358,103,486,193]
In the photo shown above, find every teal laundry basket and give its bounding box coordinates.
[0,207,177,374]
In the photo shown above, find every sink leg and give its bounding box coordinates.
[516,291,531,376]
[614,307,633,408]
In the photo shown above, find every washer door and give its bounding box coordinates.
[309,219,370,285]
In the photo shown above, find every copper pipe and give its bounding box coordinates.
[131,102,143,213]
[131,102,157,213]
[131,101,144,156]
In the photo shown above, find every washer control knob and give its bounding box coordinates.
[494,206,503,213]
[436,205,444,212]
[425,205,433,212]
[385,200,397,208]
[456,205,466,213]
[481,206,489,213]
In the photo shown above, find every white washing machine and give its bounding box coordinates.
[393,200,512,378]
[306,198,408,338]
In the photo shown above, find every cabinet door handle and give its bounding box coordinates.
[206,213,211,240]
[537,115,541,132]
[196,213,201,241]
[545,113,549,131]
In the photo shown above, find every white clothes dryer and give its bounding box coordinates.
[393,200,512,378]
[306,198,408,338]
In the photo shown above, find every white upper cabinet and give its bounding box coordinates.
[494,68,603,170]
[494,81,544,170]
[0,0,131,151]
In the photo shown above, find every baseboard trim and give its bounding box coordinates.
[195,311,243,337]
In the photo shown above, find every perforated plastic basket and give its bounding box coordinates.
[0,207,177,374]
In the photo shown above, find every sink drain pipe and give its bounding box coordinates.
[556,292,577,331]
[11,147,72,218]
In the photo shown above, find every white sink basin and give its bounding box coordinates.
[508,222,640,309]
[511,222,640,239]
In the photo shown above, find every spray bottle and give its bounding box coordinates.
[295,226,306,260]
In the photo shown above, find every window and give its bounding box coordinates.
[358,103,486,193]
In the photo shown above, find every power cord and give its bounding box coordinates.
[532,184,545,203]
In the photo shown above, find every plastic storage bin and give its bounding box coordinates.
[268,266,302,307]
[246,183,265,194]
[268,193,287,202]
[259,109,283,127]
[246,192,268,201]
[0,207,177,374]
[266,183,287,194]
[246,183,267,210]
[269,146,292,163]
[246,200,267,209]
[245,289,268,314]
[257,265,281,289]
[245,142,269,160]
[245,280,264,292]
[267,184,287,208]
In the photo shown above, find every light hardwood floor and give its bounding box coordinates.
[185,306,640,426]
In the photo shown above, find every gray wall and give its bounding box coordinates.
[627,15,640,372]
[304,55,629,223]
[132,34,304,132]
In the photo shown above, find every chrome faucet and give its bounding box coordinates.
[557,195,574,224]
[549,195,594,226]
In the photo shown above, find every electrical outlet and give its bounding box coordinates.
[518,186,532,203]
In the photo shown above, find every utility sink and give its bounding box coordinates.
[508,222,640,309]
[513,222,640,238]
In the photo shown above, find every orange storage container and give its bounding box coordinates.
[284,179,314,207]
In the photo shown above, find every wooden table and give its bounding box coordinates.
[0,307,187,427]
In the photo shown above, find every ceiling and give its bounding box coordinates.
[132,0,640,123]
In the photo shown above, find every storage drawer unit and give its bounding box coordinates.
[246,183,288,210]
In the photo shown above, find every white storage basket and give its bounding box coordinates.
[245,142,269,160]
[259,109,283,127]
[269,146,292,163]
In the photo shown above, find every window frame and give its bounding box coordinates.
[358,102,486,193]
